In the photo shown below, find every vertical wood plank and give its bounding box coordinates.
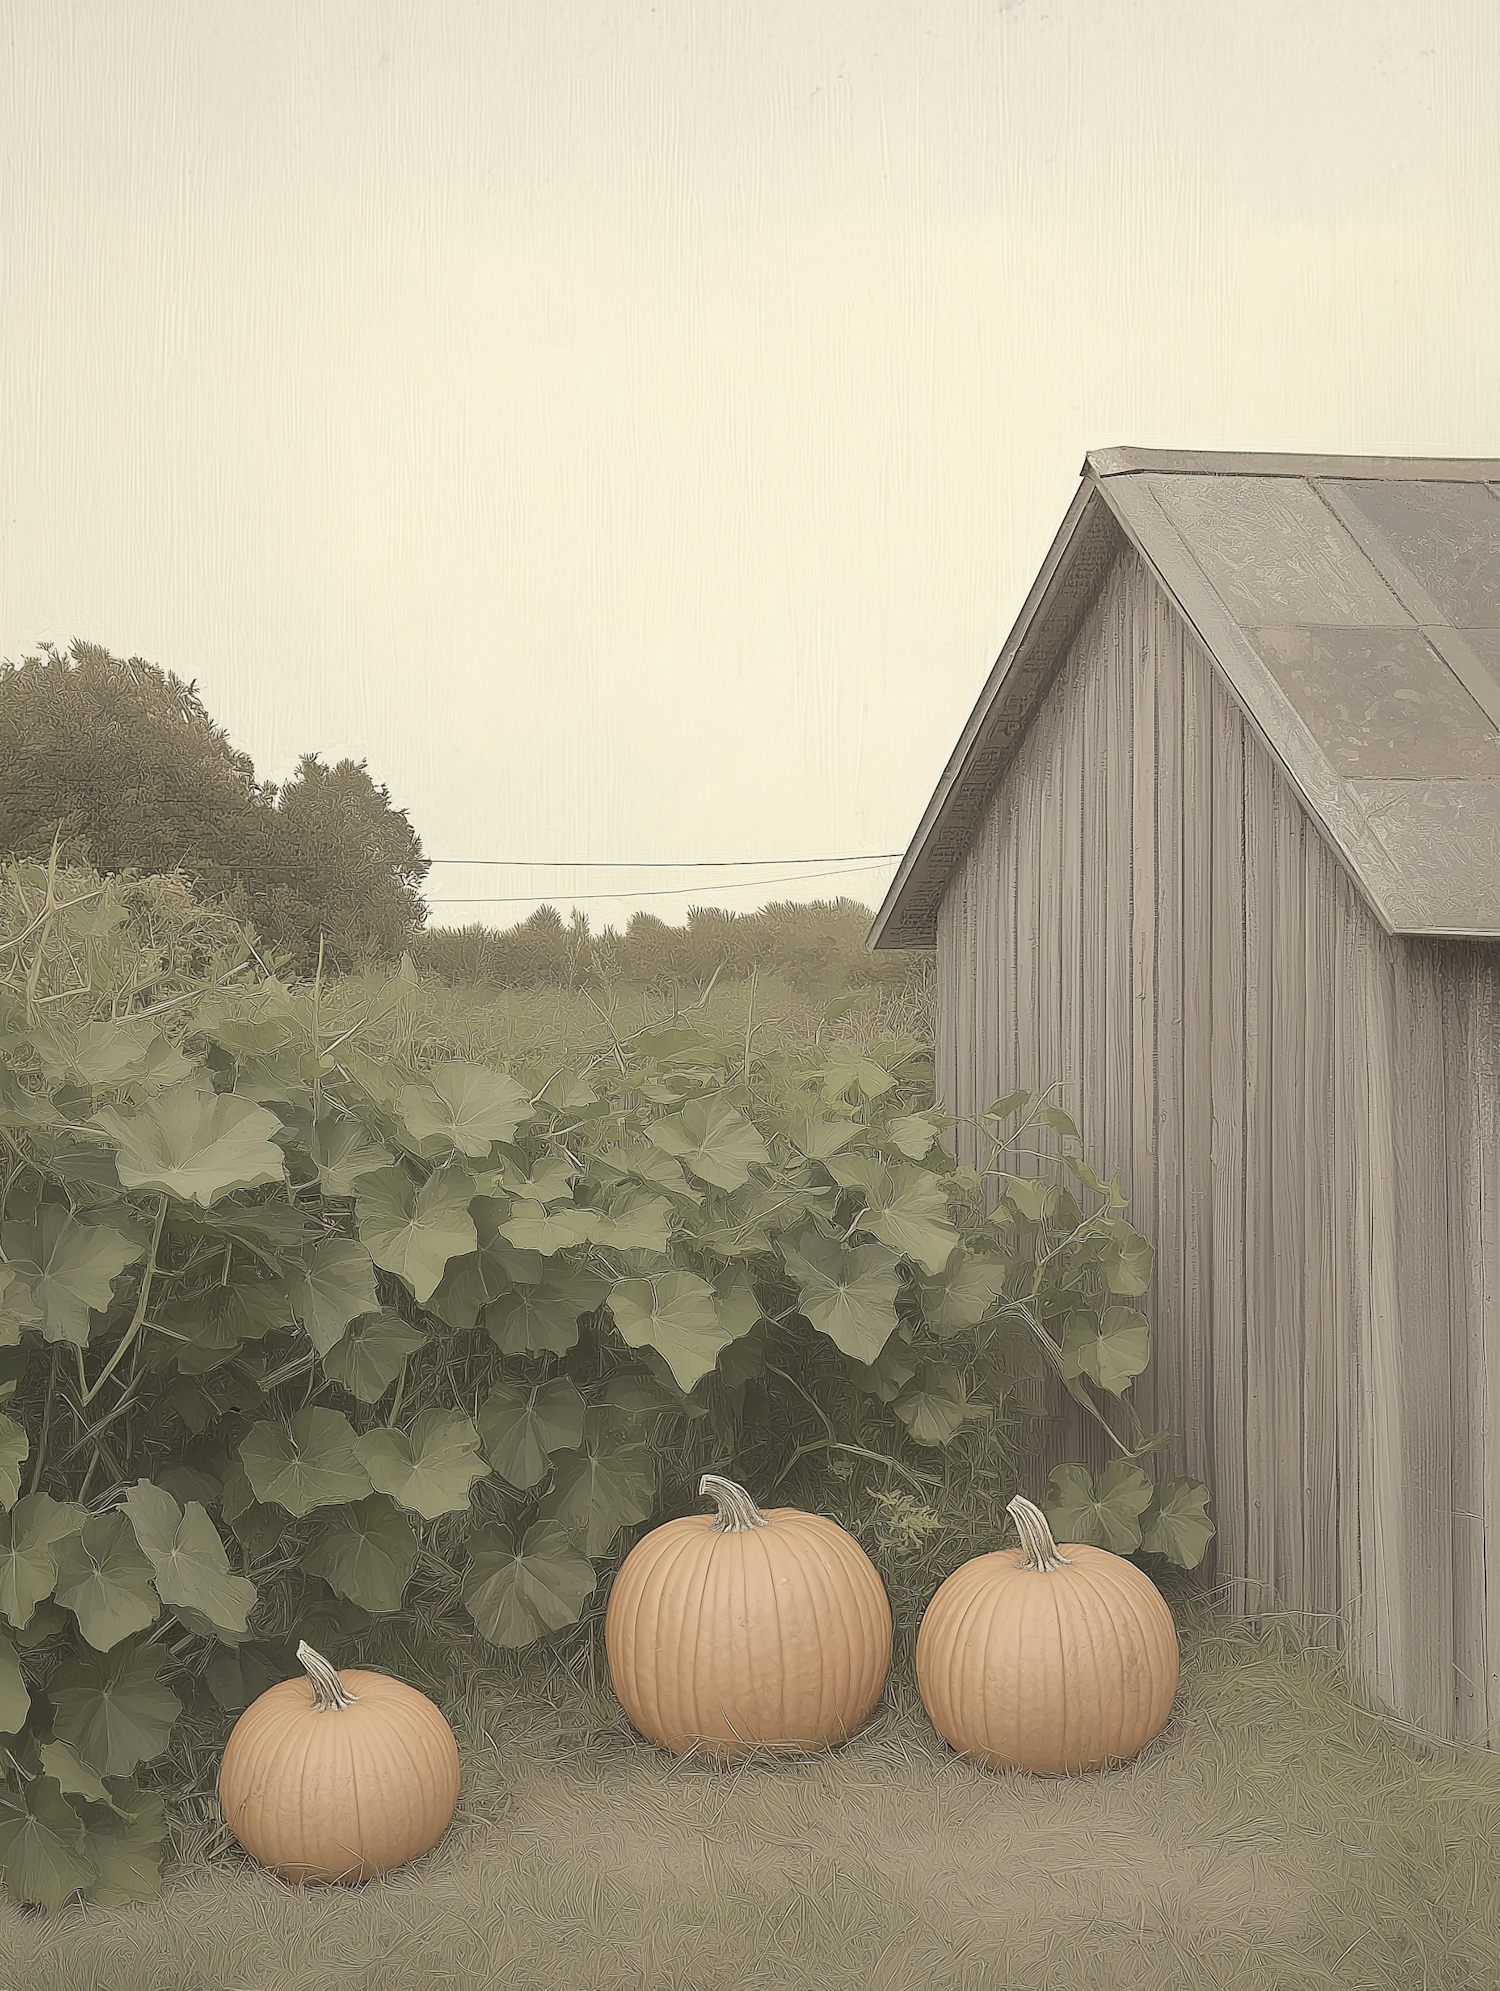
[1269,766,1308,1619]
[1300,813,1340,1649]
[1359,933,1404,1716]
[1177,619,1215,1509]
[1208,675,1249,1615]
[1393,946,1456,1733]
[1130,556,1162,1474]
[1445,950,1487,1739]
[1241,713,1277,1616]
[1149,580,1185,1483]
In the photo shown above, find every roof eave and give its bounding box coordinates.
[866,474,1119,951]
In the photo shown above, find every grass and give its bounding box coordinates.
[2,1571,1499,1991]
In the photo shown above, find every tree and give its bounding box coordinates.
[0,640,261,897]
[0,639,432,979]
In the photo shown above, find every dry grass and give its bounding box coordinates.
[3,1580,1499,1991]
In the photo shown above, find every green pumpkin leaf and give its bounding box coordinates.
[1140,1477,1215,1568]
[820,1053,897,1104]
[204,1637,292,1712]
[423,1195,522,1330]
[1038,1105,1081,1139]
[592,1138,702,1204]
[462,1521,598,1649]
[120,1480,257,1640]
[852,1330,919,1404]
[588,1189,675,1253]
[490,1155,577,1205]
[79,1783,166,1904]
[0,1776,96,1909]
[892,1362,977,1447]
[355,1409,490,1520]
[0,1493,87,1630]
[52,1515,161,1651]
[289,1236,381,1356]
[783,1113,862,1162]
[605,1270,735,1393]
[644,1096,770,1193]
[1043,1460,1155,1554]
[1094,1220,1156,1296]
[355,1165,479,1304]
[1059,1306,1152,1396]
[301,1495,419,1613]
[37,1738,118,1812]
[882,1114,942,1161]
[218,1461,286,1557]
[321,1311,427,1402]
[477,1378,587,1490]
[481,1265,610,1357]
[49,1641,182,1777]
[918,1250,1015,1338]
[497,1199,598,1256]
[307,1113,395,1198]
[1002,1178,1056,1225]
[778,1230,902,1365]
[1058,1153,1126,1205]
[87,1082,288,1208]
[534,1068,598,1111]
[238,1408,371,1517]
[536,1411,655,1556]
[0,1415,27,1511]
[0,1632,28,1733]
[6,1206,145,1346]
[828,1158,961,1277]
[0,1262,42,1341]
[396,1060,536,1156]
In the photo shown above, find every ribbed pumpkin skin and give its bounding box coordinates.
[218,1669,461,1883]
[916,1544,1179,1774]
[606,1507,892,1759]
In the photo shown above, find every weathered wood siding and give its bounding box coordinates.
[934,536,1500,1744]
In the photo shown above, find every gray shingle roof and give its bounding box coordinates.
[869,448,1500,949]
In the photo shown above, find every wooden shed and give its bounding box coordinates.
[868,447,1500,1746]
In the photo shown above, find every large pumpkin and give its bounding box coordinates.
[916,1495,1179,1775]
[605,1473,891,1760]
[218,1639,461,1884]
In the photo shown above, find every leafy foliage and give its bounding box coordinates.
[0,850,1212,1909]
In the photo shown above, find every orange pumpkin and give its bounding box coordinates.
[605,1473,891,1760]
[218,1640,461,1884]
[916,1494,1179,1774]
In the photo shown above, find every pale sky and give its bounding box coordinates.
[4,0,1498,934]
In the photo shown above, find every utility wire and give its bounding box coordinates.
[427,859,900,905]
[422,850,907,868]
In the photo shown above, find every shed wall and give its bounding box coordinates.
[934,540,1500,1743]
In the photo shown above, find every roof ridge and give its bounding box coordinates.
[1086,446,1500,482]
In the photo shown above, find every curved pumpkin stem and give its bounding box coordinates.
[297,1639,360,1711]
[699,1474,770,1533]
[1007,1495,1074,1572]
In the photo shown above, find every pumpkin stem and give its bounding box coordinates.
[1007,1495,1074,1572]
[296,1639,360,1711]
[699,1474,770,1532]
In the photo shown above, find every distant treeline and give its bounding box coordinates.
[409,897,930,1001]
[0,638,932,994]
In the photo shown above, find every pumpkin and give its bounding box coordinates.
[217,1639,461,1884]
[916,1494,1179,1775]
[605,1473,891,1761]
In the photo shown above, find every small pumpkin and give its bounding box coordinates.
[605,1473,891,1761]
[217,1639,461,1884]
[916,1494,1179,1775]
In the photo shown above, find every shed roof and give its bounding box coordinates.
[868,448,1500,949]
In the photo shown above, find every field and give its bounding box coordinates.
[0,969,1496,1991]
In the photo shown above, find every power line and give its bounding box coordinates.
[426,859,900,905]
[422,850,907,868]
